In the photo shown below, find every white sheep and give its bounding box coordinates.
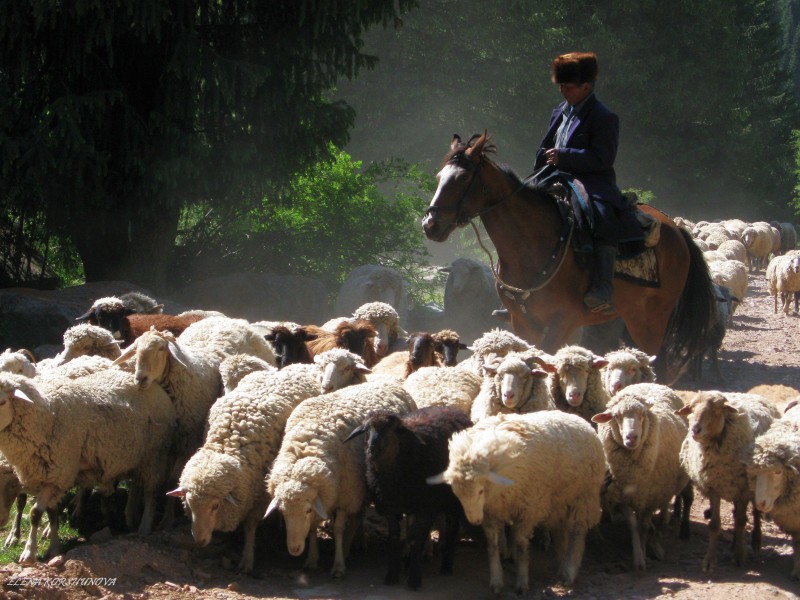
[709,259,748,313]
[742,224,774,271]
[0,453,24,548]
[219,353,276,393]
[766,254,800,315]
[601,347,656,397]
[0,371,176,563]
[749,418,800,579]
[323,301,409,358]
[592,383,690,569]
[716,239,747,264]
[721,218,749,240]
[403,365,482,416]
[0,348,37,377]
[168,364,320,573]
[176,316,277,366]
[457,328,534,377]
[314,348,371,394]
[676,391,780,572]
[429,410,605,593]
[265,380,417,577]
[703,250,728,264]
[470,352,554,422]
[544,345,610,424]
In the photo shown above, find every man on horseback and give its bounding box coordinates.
[533,51,631,316]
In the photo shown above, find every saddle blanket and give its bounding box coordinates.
[614,247,660,288]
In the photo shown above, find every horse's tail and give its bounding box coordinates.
[659,227,716,381]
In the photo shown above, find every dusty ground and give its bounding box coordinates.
[1,271,800,600]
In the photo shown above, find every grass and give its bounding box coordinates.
[0,497,83,565]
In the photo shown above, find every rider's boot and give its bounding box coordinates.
[583,243,617,316]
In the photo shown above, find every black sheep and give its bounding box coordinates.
[346,406,470,591]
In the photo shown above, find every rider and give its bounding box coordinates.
[533,51,624,315]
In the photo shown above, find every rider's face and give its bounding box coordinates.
[558,82,593,106]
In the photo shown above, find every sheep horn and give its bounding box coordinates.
[12,389,33,403]
[166,487,186,498]
[263,497,279,519]
[488,471,514,486]
[426,472,447,485]
[313,496,328,520]
[18,349,36,364]
[344,424,367,443]
[75,308,94,321]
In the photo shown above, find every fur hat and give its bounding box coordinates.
[552,52,598,84]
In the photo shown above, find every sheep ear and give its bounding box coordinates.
[112,340,139,365]
[344,424,366,443]
[458,342,468,350]
[531,369,549,380]
[592,358,609,370]
[75,308,94,321]
[302,332,318,342]
[675,404,693,417]
[225,494,237,506]
[167,341,191,368]
[313,496,328,520]
[483,364,498,377]
[355,364,372,374]
[648,356,657,365]
[488,471,513,486]
[12,389,33,403]
[166,487,186,498]
[264,496,279,519]
[426,472,447,485]
[592,412,613,424]
[784,400,798,414]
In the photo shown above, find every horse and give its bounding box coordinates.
[421,132,715,383]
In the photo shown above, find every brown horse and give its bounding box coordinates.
[421,133,715,382]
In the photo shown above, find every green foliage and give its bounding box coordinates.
[623,188,656,206]
[0,501,80,565]
[792,129,800,214]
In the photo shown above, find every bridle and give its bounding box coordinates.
[423,155,489,228]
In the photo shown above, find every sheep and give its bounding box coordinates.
[334,265,409,326]
[432,329,467,366]
[346,406,471,590]
[168,365,321,573]
[704,233,733,251]
[0,348,37,377]
[601,347,656,397]
[173,316,277,366]
[676,391,780,572]
[703,250,728,264]
[429,410,605,593]
[440,257,506,345]
[458,328,534,377]
[771,221,798,254]
[673,216,695,232]
[721,218,749,240]
[544,345,610,424]
[709,258,748,312]
[118,291,164,314]
[716,239,748,264]
[766,254,800,315]
[304,319,378,368]
[315,349,371,394]
[403,365,482,416]
[591,384,691,569]
[0,453,25,548]
[219,354,276,393]
[741,224,774,271]
[262,323,316,368]
[470,352,554,422]
[265,380,417,577]
[0,371,176,563]
[370,332,441,379]
[352,301,409,356]
[749,418,800,579]
[45,323,123,368]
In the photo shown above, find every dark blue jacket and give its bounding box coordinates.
[533,94,624,210]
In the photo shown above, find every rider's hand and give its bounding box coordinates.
[545,148,559,166]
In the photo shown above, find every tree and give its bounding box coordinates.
[0,0,416,290]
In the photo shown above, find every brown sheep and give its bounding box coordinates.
[304,319,379,367]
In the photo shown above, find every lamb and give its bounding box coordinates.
[708,258,748,313]
[601,347,656,397]
[403,365,482,416]
[304,319,378,368]
[741,224,774,271]
[315,349,371,394]
[544,345,610,424]
[429,410,605,593]
[219,354,276,393]
[470,352,554,422]
[749,418,800,579]
[766,254,800,315]
[0,371,176,563]
[265,380,417,577]
[370,332,441,379]
[676,391,780,572]
[346,406,471,590]
[591,384,691,569]
[432,329,467,366]
[168,364,321,573]
[0,348,37,377]
[262,322,316,368]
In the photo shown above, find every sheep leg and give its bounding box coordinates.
[342,509,364,559]
[383,514,402,585]
[45,507,61,558]
[512,523,531,595]
[642,510,663,562]
[623,505,645,570]
[407,513,434,590]
[483,519,504,593]
[791,534,799,579]
[679,483,693,540]
[558,525,587,586]
[440,512,460,576]
[331,510,348,578]
[137,488,156,535]
[751,504,761,554]
[125,482,143,532]
[732,498,748,567]
[702,493,721,573]
[156,496,176,530]
[237,511,259,574]
[305,524,319,569]
[19,489,56,564]
[4,493,27,548]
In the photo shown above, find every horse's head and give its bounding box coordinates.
[422,132,495,242]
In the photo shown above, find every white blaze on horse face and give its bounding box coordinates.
[427,164,461,215]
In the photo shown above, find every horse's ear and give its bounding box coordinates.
[465,130,488,161]
[450,134,462,151]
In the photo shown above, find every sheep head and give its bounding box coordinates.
[315,349,370,394]
[265,325,315,369]
[433,329,467,366]
[592,393,651,450]
[551,346,607,407]
[675,391,740,443]
[116,328,191,389]
[0,349,37,378]
[75,297,133,340]
[0,375,34,432]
